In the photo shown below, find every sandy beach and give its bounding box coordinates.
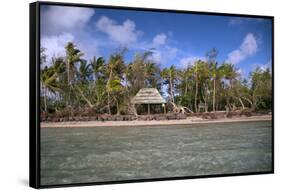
[41,115,272,128]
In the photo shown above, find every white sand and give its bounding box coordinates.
[41,115,271,128]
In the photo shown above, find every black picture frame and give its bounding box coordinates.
[30,1,274,188]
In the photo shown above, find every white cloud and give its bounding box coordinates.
[41,6,95,35]
[41,33,74,62]
[227,50,245,65]
[150,51,162,63]
[96,16,140,45]
[153,33,167,46]
[166,47,178,59]
[77,41,100,61]
[41,6,100,63]
[180,56,205,68]
[149,46,178,64]
[227,33,258,64]
[41,32,100,63]
[240,33,258,55]
[143,33,178,64]
[252,59,272,71]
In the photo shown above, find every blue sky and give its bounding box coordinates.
[40,5,272,78]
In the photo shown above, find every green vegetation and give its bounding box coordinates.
[40,43,272,118]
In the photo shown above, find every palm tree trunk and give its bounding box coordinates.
[107,69,113,115]
[185,77,188,95]
[169,75,174,103]
[213,79,216,112]
[241,97,253,107]
[203,96,208,113]
[194,74,198,113]
[76,86,93,107]
[226,97,230,111]
[68,85,72,109]
[67,60,70,85]
[107,91,111,115]
[252,93,257,111]
[66,60,73,111]
[44,86,48,112]
[203,85,209,112]
[238,98,245,110]
[116,99,120,115]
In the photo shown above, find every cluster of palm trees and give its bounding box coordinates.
[40,42,272,116]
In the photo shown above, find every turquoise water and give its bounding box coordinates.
[40,121,272,186]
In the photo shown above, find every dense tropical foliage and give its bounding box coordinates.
[40,43,272,117]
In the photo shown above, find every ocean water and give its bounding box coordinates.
[40,120,272,186]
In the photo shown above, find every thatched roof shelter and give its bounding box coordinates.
[132,88,166,104]
[132,88,166,114]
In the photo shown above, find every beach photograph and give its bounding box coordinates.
[39,4,273,186]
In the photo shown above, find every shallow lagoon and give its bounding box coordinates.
[41,120,272,186]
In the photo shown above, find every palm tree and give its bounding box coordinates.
[130,54,145,92]
[220,63,237,87]
[65,42,84,109]
[176,67,196,112]
[178,68,191,96]
[219,63,239,109]
[106,52,126,114]
[75,60,95,108]
[206,48,219,112]
[144,62,161,88]
[65,42,84,85]
[161,65,177,103]
[201,62,211,112]
[40,65,62,112]
[210,62,218,112]
[89,56,107,108]
[191,60,209,112]
[107,77,124,115]
[250,68,272,110]
[126,51,155,94]
[192,60,204,112]
[77,59,92,83]
[91,56,105,80]
[194,63,199,113]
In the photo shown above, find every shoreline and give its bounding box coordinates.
[41,115,272,128]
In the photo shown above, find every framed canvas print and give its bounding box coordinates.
[29,1,274,188]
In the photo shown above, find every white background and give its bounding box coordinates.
[0,0,279,189]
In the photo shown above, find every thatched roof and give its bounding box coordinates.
[132,88,166,104]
